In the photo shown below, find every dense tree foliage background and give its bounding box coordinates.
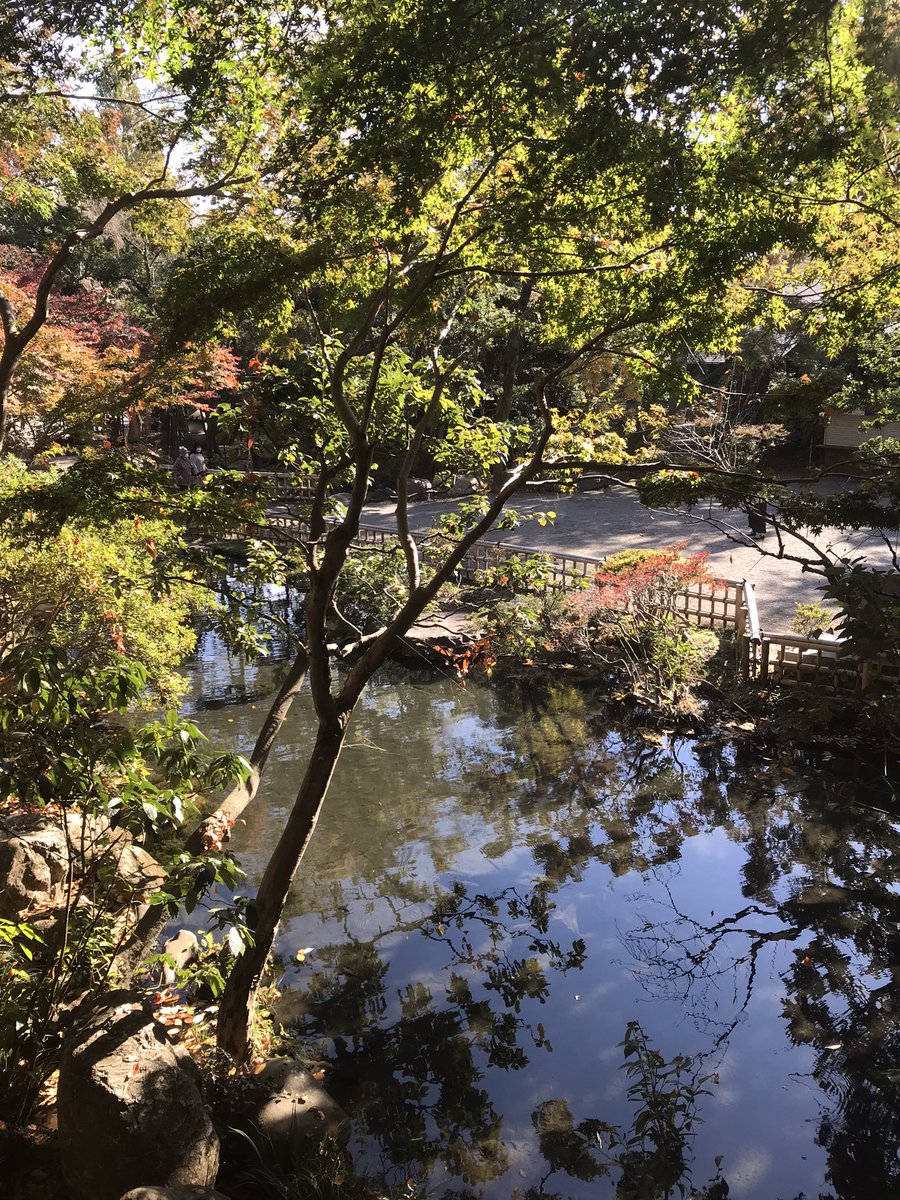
[2,0,900,1096]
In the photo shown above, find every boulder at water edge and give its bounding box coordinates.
[233,1058,349,1149]
[58,991,220,1200]
[0,811,164,920]
[0,813,70,917]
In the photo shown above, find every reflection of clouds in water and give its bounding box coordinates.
[727,1146,774,1195]
[576,978,629,1009]
[601,1068,629,1101]
[452,846,510,874]
[185,654,899,1200]
[754,981,789,1010]
[707,1049,741,1108]
[685,826,736,859]
[553,901,581,934]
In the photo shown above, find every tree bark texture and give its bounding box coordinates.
[216,718,347,1063]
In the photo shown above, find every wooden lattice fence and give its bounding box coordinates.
[225,509,899,692]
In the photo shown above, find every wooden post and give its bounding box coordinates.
[760,637,770,686]
[735,586,747,670]
[860,659,874,692]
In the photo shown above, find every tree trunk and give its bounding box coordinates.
[214,414,552,1063]
[0,352,16,453]
[495,281,532,422]
[185,649,308,855]
[114,651,308,982]
[216,717,348,1063]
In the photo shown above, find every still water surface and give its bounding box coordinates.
[186,633,900,1200]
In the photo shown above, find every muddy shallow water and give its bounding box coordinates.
[185,632,900,1200]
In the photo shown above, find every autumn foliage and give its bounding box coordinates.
[560,547,724,707]
[0,245,240,456]
[587,546,722,622]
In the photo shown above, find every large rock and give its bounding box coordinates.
[406,476,432,499]
[234,1058,348,1149]
[120,1190,231,1200]
[160,929,200,987]
[98,833,166,901]
[0,813,70,918]
[445,474,480,498]
[0,812,163,920]
[58,991,220,1200]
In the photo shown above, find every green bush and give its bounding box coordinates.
[0,646,248,1123]
[792,601,837,637]
[598,549,660,575]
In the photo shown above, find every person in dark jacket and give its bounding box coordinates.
[172,446,192,489]
[747,500,769,538]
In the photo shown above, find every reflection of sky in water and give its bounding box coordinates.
[183,635,900,1200]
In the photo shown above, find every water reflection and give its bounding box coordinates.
[184,639,900,1199]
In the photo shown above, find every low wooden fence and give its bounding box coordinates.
[756,630,900,691]
[160,462,319,500]
[229,511,899,692]
[736,580,898,691]
[236,514,745,628]
[251,472,318,499]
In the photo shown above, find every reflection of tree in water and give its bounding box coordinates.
[522,1020,730,1200]
[287,887,727,1199]
[621,781,900,1200]
[267,675,900,1199]
[289,883,585,1185]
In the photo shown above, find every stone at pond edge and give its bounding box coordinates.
[57,991,220,1200]
[160,928,200,986]
[119,1190,232,1200]
[232,1058,349,1149]
[0,813,70,918]
[0,811,165,921]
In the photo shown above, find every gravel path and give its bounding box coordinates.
[362,486,897,632]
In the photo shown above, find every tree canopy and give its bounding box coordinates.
[3,0,900,1072]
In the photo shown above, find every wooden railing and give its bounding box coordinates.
[735,580,898,691]
[251,471,318,499]
[756,630,900,691]
[228,511,900,691]
[232,514,745,628]
[738,579,762,679]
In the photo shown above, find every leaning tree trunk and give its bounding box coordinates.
[113,651,309,982]
[185,649,309,855]
[216,717,348,1063]
[0,355,15,453]
[215,397,553,1062]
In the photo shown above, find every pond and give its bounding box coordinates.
[185,631,900,1200]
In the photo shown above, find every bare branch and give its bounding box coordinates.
[434,242,672,284]
[1,89,184,115]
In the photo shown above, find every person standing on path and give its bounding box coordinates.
[172,446,193,490]
[189,445,207,488]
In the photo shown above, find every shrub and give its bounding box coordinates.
[0,646,248,1123]
[473,550,555,594]
[792,600,837,637]
[561,546,723,707]
[597,548,659,575]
